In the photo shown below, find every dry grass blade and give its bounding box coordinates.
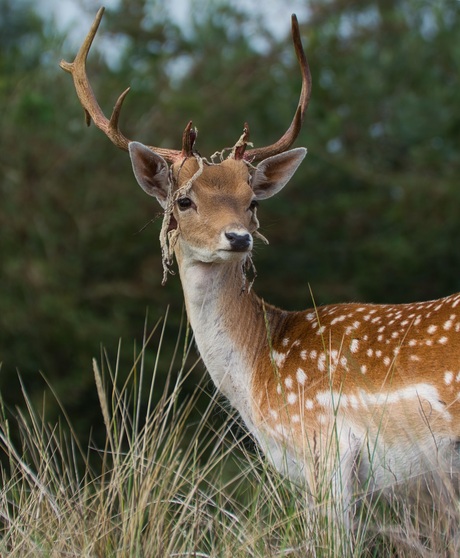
[0,315,459,557]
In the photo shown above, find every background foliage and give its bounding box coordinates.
[1,0,460,440]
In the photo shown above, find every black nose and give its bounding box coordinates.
[225,232,252,252]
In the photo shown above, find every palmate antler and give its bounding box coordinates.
[60,7,310,163]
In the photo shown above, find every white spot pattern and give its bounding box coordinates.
[265,293,460,440]
[296,367,307,385]
[350,339,359,353]
[444,371,453,385]
[273,350,287,369]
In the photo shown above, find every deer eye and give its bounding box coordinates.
[177,197,193,211]
[248,200,259,212]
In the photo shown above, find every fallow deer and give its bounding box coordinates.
[61,7,460,527]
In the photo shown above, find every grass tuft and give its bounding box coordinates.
[0,318,459,557]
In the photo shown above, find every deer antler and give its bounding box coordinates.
[60,7,189,163]
[61,9,309,164]
[243,14,311,162]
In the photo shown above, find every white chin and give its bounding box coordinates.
[197,249,249,263]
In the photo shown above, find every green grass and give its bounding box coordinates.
[0,318,459,557]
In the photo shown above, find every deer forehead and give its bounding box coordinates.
[173,158,253,199]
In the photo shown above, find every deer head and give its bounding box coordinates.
[129,142,306,265]
[60,7,311,281]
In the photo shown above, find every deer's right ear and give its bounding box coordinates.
[129,141,170,208]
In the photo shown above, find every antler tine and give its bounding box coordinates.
[60,8,130,151]
[244,14,311,162]
[229,122,251,160]
[181,121,198,158]
[60,7,183,162]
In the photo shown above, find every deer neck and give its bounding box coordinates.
[175,247,269,418]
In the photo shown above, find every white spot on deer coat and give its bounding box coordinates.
[284,376,293,389]
[444,371,454,385]
[296,368,307,385]
[350,339,359,353]
[317,353,326,372]
[272,350,286,369]
[316,392,332,407]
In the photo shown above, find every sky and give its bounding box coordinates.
[35,0,309,49]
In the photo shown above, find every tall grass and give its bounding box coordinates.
[0,316,459,557]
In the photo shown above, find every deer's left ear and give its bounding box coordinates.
[251,147,307,200]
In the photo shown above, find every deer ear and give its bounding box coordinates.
[129,141,170,208]
[251,147,307,200]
